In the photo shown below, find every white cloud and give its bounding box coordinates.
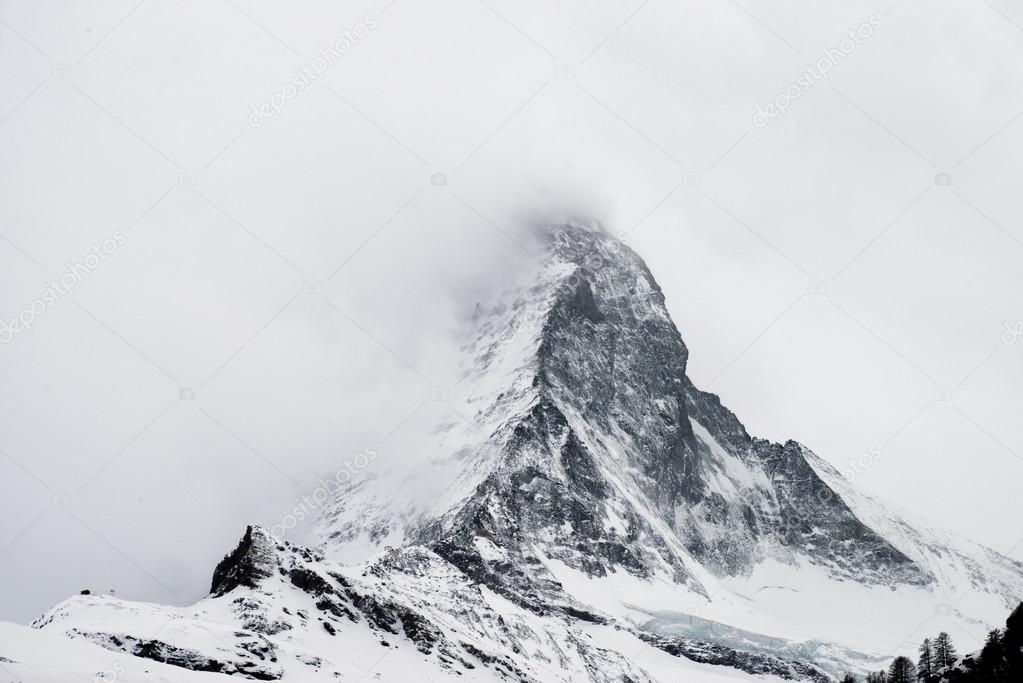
[1,0,1022,622]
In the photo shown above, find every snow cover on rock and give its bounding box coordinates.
[4,221,1022,682]
[14,526,797,682]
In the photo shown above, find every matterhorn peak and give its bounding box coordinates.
[12,219,1023,683]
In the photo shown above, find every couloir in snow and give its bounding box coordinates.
[4,222,1022,682]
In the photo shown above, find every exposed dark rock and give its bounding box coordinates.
[210,526,278,597]
[70,629,281,680]
[640,633,831,682]
[288,567,334,596]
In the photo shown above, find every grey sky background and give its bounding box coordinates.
[1,0,1022,624]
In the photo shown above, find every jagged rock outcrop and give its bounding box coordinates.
[211,525,281,597]
[639,633,832,682]
[67,629,282,680]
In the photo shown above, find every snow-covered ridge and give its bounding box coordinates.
[22,525,821,682]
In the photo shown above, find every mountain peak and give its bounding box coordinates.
[315,219,948,601]
[210,524,280,597]
[19,220,1023,683]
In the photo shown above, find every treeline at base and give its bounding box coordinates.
[839,602,1022,683]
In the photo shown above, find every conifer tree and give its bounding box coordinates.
[934,632,958,669]
[976,628,1006,681]
[1004,603,1023,679]
[917,638,934,681]
[888,656,915,683]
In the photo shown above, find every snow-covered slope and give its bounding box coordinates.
[11,526,815,682]
[4,221,1022,682]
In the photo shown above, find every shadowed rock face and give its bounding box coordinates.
[67,629,282,680]
[639,632,833,683]
[411,222,930,608]
[211,525,280,597]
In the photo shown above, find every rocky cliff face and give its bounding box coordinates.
[318,221,941,604]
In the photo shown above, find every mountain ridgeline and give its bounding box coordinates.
[320,221,1011,605]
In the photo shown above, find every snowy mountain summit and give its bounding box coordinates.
[7,221,1023,682]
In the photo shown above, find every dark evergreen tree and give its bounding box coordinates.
[1004,602,1023,680]
[840,674,858,683]
[867,671,889,683]
[975,628,1006,681]
[934,631,958,670]
[917,638,934,681]
[888,656,915,683]
[914,603,1023,683]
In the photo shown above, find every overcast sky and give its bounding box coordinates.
[1,0,1022,624]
